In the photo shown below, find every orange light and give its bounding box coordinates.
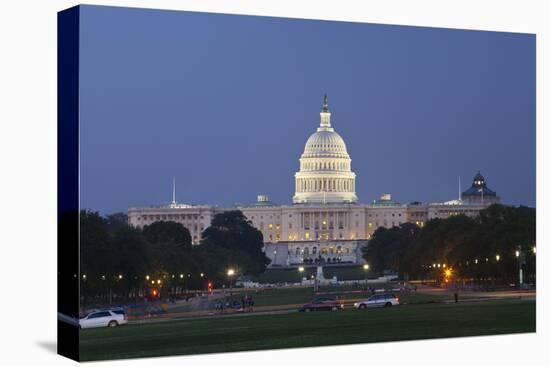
[151,289,158,297]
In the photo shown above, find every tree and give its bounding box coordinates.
[105,212,129,231]
[142,221,193,293]
[80,210,115,304]
[363,222,420,276]
[401,215,475,279]
[199,211,270,283]
[111,225,150,300]
[142,221,192,252]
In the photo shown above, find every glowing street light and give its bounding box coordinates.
[180,274,184,279]
[145,275,150,281]
[200,273,205,278]
[298,266,305,273]
[444,269,452,278]
[227,268,236,296]
[515,250,520,258]
[363,264,370,270]
[533,247,537,255]
[495,254,500,262]
[118,274,123,280]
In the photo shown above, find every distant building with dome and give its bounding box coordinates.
[128,95,501,268]
[461,171,500,204]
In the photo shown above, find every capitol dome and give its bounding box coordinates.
[303,130,349,157]
[293,95,358,204]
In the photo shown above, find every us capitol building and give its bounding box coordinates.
[128,95,500,268]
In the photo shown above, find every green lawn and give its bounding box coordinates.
[231,287,451,308]
[79,299,535,361]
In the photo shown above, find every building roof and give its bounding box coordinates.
[462,170,497,197]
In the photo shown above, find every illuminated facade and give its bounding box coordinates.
[128,96,500,267]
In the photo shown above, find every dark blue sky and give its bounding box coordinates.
[79,5,536,214]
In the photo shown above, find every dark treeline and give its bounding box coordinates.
[363,204,536,284]
[73,210,269,305]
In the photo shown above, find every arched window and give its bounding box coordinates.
[295,247,301,256]
[337,246,342,254]
[312,247,317,254]
[304,247,309,255]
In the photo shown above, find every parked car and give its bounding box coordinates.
[353,294,400,309]
[298,296,344,312]
[79,309,128,329]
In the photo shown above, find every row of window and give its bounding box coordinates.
[368,213,403,218]
[301,161,349,171]
[140,214,203,220]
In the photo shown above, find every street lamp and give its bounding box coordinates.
[495,254,500,262]
[516,248,525,290]
[227,268,235,296]
[533,246,537,255]
[363,264,370,289]
[298,266,305,273]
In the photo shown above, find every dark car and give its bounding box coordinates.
[298,296,344,312]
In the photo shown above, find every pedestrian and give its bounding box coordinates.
[454,292,459,303]
[248,296,254,312]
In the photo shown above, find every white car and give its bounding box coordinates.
[79,309,128,329]
[353,294,400,309]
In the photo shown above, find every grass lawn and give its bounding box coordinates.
[231,287,452,308]
[79,299,535,361]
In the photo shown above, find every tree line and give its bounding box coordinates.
[73,210,269,305]
[362,204,536,285]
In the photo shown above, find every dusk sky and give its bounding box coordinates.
[79,5,536,215]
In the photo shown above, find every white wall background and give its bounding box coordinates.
[0,1,547,366]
